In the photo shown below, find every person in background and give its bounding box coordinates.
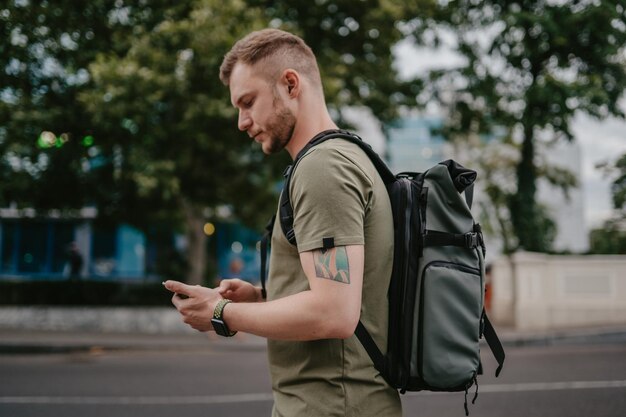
[66,242,83,280]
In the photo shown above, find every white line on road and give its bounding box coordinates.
[1,380,625,405]
[407,379,626,396]
[0,393,274,405]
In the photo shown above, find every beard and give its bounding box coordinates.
[262,97,296,155]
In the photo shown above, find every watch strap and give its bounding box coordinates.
[213,299,232,320]
[213,299,237,337]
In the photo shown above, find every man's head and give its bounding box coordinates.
[220,29,323,155]
[219,28,321,91]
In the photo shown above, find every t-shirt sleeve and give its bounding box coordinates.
[290,146,374,253]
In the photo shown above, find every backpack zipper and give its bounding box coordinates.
[400,178,413,390]
[422,261,481,276]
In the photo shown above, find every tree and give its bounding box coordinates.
[609,153,626,213]
[0,1,175,211]
[1,1,106,209]
[410,0,626,252]
[79,0,285,285]
[447,131,574,255]
[0,1,210,281]
[589,152,626,254]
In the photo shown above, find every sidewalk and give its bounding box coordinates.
[0,329,267,354]
[495,324,626,347]
[1,323,625,355]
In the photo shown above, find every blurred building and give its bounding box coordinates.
[0,207,146,280]
[536,140,589,252]
[0,205,263,283]
[386,116,446,173]
[215,222,261,282]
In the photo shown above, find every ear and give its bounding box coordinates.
[281,69,300,98]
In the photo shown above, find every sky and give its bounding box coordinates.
[392,39,626,230]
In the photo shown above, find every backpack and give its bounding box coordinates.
[259,129,505,415]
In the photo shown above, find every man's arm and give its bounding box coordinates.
[226,244,363,340]
[165,244,364,340]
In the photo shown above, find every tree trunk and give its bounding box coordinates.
[181,199,207,286]
[510,122,540,251]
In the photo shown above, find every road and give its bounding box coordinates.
[1,341,625,417]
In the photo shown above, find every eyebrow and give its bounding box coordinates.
[233,91,254,108]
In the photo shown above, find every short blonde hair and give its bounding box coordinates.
[219,28,322,89]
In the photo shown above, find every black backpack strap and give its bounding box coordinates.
[482,312,505,377]
[465,183,474,209]
[424,229,482,249]
[259,215,275,299]
[279,165,297,245]
[355,321,387,378]
[279,129,395,246]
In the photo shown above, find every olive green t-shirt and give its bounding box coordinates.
[267,138,401,417]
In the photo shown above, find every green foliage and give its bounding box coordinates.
[589,152,626,254]
[589,219,626,254]
[411,0,626,252]
[0,1,166,211]
[79,0,284,230]
[609,153,626,211]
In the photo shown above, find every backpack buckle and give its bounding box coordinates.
[465,232,479,248]
[286,228,297,245]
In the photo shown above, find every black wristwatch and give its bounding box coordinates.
[211,299,237,337]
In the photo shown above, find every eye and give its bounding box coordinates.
[243,98,254,108]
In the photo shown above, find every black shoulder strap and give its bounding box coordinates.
[483,312,505,377]
[465,183,474,209]
[259,215,275,299]
[279,129,395,246]
[355,321,388,382]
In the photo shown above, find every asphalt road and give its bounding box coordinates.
[1,342,625,417]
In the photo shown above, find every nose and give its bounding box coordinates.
[238,110,252,132]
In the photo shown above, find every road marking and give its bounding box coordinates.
[1,380,625,405]
[0,393,274,405]
[407,379,626,396]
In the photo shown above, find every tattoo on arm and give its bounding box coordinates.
[313,247,350,284]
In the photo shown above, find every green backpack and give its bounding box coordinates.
[260,129,505,415]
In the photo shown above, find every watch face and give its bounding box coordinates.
[211,318,229,337]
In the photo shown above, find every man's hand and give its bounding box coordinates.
[218,279,263,303]
[163,280,222,332]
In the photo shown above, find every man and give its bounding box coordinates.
[164,28,400,417]
[66,242,83,280]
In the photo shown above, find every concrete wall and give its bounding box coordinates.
[491,252,626,330]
